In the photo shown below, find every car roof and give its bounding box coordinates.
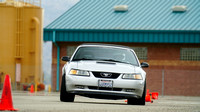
[79,43,131,49]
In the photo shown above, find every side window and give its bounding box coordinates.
[67,46,77,57]
[180,48,200,61]
[130,47,147,60]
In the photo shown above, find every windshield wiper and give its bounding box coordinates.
[73,58,134,65]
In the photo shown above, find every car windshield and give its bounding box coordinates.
[72,46,139,66]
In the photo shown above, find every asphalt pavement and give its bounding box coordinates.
[8,91,200,112]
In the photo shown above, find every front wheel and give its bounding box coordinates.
[127,81,146,105]
[60,74,75,102]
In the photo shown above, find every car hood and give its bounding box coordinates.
[69,61,142,73]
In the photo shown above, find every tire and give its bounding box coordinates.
[127,81,146,105]
[60,74,75,102]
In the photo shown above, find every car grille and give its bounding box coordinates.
[88,86,122,91]
[92,72,121,79]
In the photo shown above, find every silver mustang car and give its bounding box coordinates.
[60,44,149,105]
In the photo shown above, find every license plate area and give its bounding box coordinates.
[98,80,113,88]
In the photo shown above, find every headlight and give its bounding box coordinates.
[122,73,142,80]
[69,69,90,76]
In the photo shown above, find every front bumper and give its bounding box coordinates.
[65,73,145,99]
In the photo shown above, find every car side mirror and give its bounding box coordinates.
[141,62,149,68]
[61,56,70,62]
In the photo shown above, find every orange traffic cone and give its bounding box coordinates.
[145,94,153,103]
[0,75,18,111]
[152,92,158,100]
[146,89,150,95]
[145,89,153,103]
[30,85,34,93]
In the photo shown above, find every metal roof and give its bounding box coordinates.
[45,0,200,31]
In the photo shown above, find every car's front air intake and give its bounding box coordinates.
[88,86,122,91]
[92,72,121,79]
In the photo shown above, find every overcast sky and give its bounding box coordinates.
[42,0,79,27]
[41,0,79,85]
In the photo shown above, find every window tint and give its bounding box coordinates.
[72,47,139,66]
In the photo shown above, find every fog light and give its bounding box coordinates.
[126,89,135,92]
[75,85,85,89]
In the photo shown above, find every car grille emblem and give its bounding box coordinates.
[100,73,112,77]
